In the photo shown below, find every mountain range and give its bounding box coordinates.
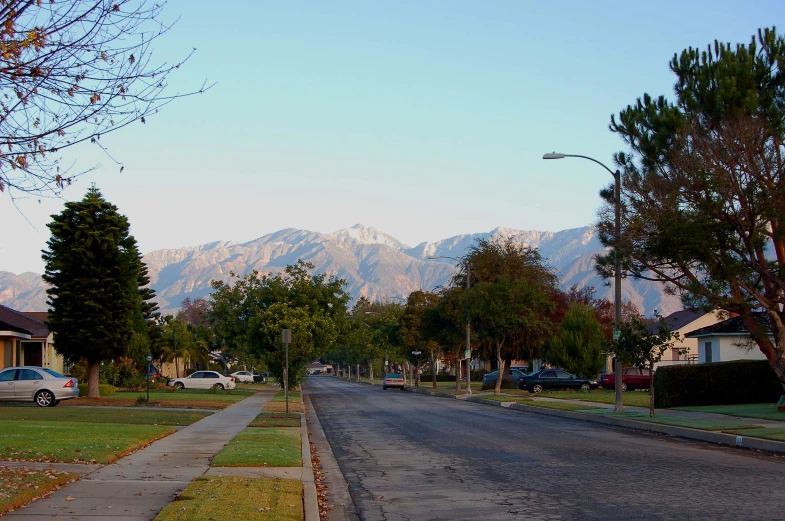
[0,224,681,316]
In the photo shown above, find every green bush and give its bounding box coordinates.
[481,379,517,391]
[419,374,457,382]
[654,360,782,408]
[77,383,116,397]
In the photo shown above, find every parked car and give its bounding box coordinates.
[599,367,653,391]
[382,373,406,390]
[229,371,255,383]
[482,368,527,387]
[253,373,267,383]
[168,371,236,390]
[0,366,79,407]
[517,369,599,393]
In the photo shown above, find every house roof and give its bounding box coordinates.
[21,311,48,323]
[685,313,771,338]
[647,309,707,334]
[0,319,32,335]
[0,305,50,338]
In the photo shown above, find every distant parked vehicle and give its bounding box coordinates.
[482,368,527,387]
[517,370,599,394]
[168,371,236,390]
[253,373,267,383]
[0,366,79,406]
[382,373,406,390]
[599,367,653,391]
[229,371,255,383]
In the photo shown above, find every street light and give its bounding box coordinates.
[543,152,624,414]
[145,354,153,403]
[411,350,422,387]
[428,255,472,396]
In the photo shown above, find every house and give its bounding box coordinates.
[685,313,770,364]
[0,304,64,373]
[652,309,725,368]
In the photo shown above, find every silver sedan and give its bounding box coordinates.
[0,366,80,406]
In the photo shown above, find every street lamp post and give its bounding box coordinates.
[411,350,422,387]
[543,152,624,414]
[428,255,472,396]
[145,354,153,403]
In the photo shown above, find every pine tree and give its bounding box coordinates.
[42,187,150,397]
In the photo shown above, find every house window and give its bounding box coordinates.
[705,341,713,363]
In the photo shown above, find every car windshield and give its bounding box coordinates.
[43,368,64,378]
[386,374,403,379]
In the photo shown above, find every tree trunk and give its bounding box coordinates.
[455,347,462,392]
[175,357,180,378]
[431,349,437,389]
[415,360,420,387]
[88,360,100,398]
[369,362,374,383]
[649,362,655,417]
[494,340,506,395]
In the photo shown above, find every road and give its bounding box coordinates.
[306,377,785,521]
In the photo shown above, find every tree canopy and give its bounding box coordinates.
[597,27,785,389]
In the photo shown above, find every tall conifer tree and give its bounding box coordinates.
[42,187,153,397]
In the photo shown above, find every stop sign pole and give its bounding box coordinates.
[282,329,291,413]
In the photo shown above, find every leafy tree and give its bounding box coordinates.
[0,0,209,197]
[399,291,440,387]
[247,303,338,389]
[42,187,152,397]
[458,239,560,394]
[421,288,466,391]
[160,316,209,378]
[178,298,211,328]
[548,303,606,378]
[609,314,679,416]
[597,27,785,391]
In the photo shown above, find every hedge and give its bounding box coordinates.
[653,360,782,408]
[77,383,116,397]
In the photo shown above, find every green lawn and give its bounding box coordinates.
[272,391,301,402]
[249,412,301,428]
[0,420,175,463]
[155,476,302,521]
[481,395,521,402]
[581,409,758,431]
[726,427,785,442]
[675,403,785,422]
[0,466,77,516]
[211,427,301,467]
[525,401,605,412]
[0,407,210,426]
[113,388,255,402]
[539,390,652,408]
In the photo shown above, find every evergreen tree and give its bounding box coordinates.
[42,187,150,397]
[548,303,606,378]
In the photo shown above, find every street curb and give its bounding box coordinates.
[300,410,320,521]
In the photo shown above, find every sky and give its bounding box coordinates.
[1,0,782,274]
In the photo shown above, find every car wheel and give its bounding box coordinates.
[400,386,406,390]
[215,383,225,390]
[35,390,55,407]
[580,383,591,392]
[175,382,185,389]
[621,382,628,392]
[532,384,543,394]
[383,385,387,390]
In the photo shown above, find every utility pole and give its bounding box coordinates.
[282,329,291,414]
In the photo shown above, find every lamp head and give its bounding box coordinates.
[146,355,153,362]
[543,152,566,160]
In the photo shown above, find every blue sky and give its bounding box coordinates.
[1,0,781,274]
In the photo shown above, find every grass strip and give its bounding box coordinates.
[525,401,605,412]
[675,403,785,422]
[0,466,78,516]
[0,420,175,464]
[249,412,301,428]
[580,409,757,430]
[155,476,302,521]
[212,428,301,467]
[272,391,301,402]
[263,401,304,413]
[0,407,210,426]
[537,390,652,408]
[725,427,785,442]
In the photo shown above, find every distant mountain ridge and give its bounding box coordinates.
[0,224,681,316]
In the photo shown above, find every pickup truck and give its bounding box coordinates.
[599,366,653,391]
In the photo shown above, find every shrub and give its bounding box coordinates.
[165,385,178,393]
[481,379,517,391]
[654,360,782,408]
[77,383,116,397]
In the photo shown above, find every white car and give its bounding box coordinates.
[229,371,254,383]
[168,370,236,390]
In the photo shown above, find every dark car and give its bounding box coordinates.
[517,369,599,394]
[599,366,652,391]
[253,373,267,383]
[482,368,527,387]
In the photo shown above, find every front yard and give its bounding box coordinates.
[62,387,255,409]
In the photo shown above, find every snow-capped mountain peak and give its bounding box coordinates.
[333,224,408,250]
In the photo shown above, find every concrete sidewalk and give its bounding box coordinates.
[4,391,273,520]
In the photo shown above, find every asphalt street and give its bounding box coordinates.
[306,377,785,521]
